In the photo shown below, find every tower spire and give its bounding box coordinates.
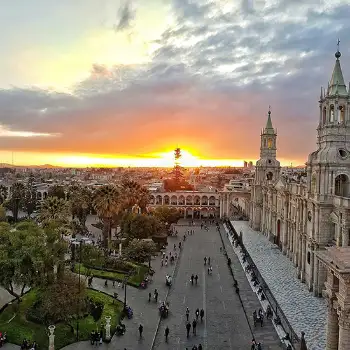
[329,39,347,96]
[265,106,274,132]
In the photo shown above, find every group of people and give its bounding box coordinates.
[20,339,37,350]
[185,307,205,346]
[90,330,103,345]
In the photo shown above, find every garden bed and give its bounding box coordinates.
[74,263,148,287]
[0,289,123,349]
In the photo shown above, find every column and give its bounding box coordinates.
[313,258,320,296]
[268,207,272,241]
[342,227,349,247]
[301,237,306,282]
[339,309,350,350]
[326,304,339,350]
[297,237,302,278]
[336,224,341,246]
[310,247,315,291]
[219,198,222,218]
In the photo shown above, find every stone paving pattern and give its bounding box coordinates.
[231,221,327,350]
[153,222,281,350]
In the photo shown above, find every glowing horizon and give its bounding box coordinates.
[0,150,305,168]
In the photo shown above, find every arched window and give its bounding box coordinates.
[164,195,170,205]
[266,172,273,181]
[339,105,345,123]
[330,105,335,123]
[186,196,192,205]
[201,196,208,205]
[323,107,327,124]
[171,195,177,205]
[267,138,273,149]
[307,252,311,264]
[335,174,350,197]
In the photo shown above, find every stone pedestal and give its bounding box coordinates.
[326,307,339,350]
[48,325,55,350]
[105,316,111,341]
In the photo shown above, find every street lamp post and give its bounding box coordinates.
[123,273,131,311]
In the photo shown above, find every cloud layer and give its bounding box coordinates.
[0,0,350,164]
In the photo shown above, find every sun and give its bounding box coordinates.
[155,150,200,167]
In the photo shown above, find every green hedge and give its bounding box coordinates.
[74,263,148,287]
[0,289,123,349]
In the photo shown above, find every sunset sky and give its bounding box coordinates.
[0,0,350,167]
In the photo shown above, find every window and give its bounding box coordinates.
[339,106,345,123]
[335,174,350,197]
[307,252,311,264]
[268,159,272,164]
[323,107,327,124]
[330,105,335,123]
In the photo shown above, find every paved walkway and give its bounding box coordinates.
[152,222,282,350]
[231,221,327,350]
[62,235,180,350]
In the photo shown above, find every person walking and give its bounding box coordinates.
[186,307,190,321]
[200,309,204,322]
[148,292,151,302]
[195,275,198,284]
[191,274,194,285]
[138,324,143,338]
[204,257,207,265]
[165,326,169,342]
[208,257,211,265]
[192,319,197,335]
[186,322,191,337]
[198,344,203,350]
[195,308,199,320]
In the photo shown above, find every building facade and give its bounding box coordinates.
[248,48,350,298]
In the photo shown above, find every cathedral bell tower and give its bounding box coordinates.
[255,108,281,184]
[250,108,281,231]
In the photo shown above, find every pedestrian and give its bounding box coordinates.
[192,345,197,350]
[148,292,151,302]
[260,314,264,327]
[192,319,197,335]
[186,322,191,337]
[161,259,164,266]
[251,338,257,350]
[198,344,203,350]
[191,274,194,285]
[208,257,211,265]
[112,280,115,287]
[174,243,176,250]
[204,257,207,265]
[165,326,169,342]
[195,275,198,284]
[138,324,143,338]
[186,307,190,321]
[200,309,204,322]
[195,308,199,320]
[257,343,262,350]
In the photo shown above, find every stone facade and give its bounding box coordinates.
[248,48,350,298]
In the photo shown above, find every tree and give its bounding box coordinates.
[39,196,71,225]
[0,221,47,299]
[69,185,93,229]
[153,206,182,226]
[40,272,86,328]
[93,185,120,249]
[4,182,25,222]
[48,185,66,199]
[0,185,8,204]
[121,213,163,240]
[124,239,157,263]
[0,206,6,222]
[23,176,37,218]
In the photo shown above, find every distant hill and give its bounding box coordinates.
[0,163,61,169]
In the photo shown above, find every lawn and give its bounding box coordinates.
[0,289,123,349]
[74,263,149,287]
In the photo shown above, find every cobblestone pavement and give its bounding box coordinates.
[231,221,327,350]
[152,223,282,350]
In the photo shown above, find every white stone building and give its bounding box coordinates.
[247,47,350,300]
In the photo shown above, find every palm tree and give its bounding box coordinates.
[23,177,37,218]
[39,196,71,225]
[93,185,120,249]
[121,180,150,212]
[6,182,25,222]
[69,185,93,231]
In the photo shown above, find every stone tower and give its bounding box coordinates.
[250,109,281,230]
[307,45,350,294]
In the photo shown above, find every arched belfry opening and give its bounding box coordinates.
[266,172,273,181]
[335,174,350,197]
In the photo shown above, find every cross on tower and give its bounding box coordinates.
[337,38,340,51]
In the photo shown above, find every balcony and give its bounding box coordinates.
[333,196,350,208]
